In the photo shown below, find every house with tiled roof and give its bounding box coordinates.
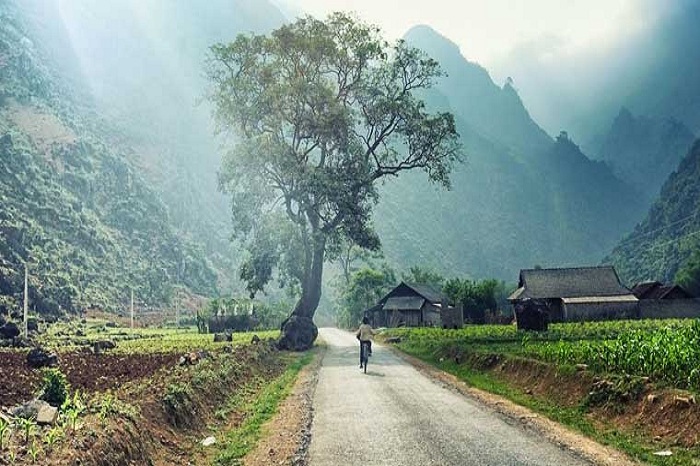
[508,266,639,322]
[632,280,700,319]
[631,281,694,300]
[369,282,448,328]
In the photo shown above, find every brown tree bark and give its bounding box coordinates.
[277,236,325,350]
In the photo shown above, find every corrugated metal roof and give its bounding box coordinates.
[516,266,631,299]
[508,287,525,301]
[383,296,425,310]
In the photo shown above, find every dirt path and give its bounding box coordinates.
[307,328,595,466]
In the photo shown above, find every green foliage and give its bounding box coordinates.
[0,2,57,104]
[675,247,700,297]
[0,2,218,318]
[61,389,85,433]
[328,240,385,285]
[528,320,700,390]
[253,300,292,330]
[402,266,444,290]
[608,139,700,285]
[200,296,286,332]
[43,425,64,449]
[206,13,460,312]
[162,383,194,428]
[336,265,396,328]
[388,318,700,391]
[15,416,36,445]
[215,353,313,466]
[443,277,510,323]
[0,415,10,450]
[38,368,69,407]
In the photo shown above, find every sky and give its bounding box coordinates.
[275,0,663,137]
[275,0,647,72]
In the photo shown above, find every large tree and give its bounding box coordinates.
[206,13,461,350]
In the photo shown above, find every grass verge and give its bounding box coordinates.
[214,352,314,466]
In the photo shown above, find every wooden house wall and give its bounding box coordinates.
[374,304,442,328]
[421,303,441,327]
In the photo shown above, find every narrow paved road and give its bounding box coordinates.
[308,328,591,466]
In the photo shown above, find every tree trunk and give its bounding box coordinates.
[277,235,325,351]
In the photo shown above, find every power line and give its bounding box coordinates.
[638,228,700,256]
[615,210,700,248]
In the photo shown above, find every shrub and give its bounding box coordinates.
[162,383,194,428]
[38,368,70,407]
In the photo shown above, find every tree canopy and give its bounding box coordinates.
[336,265,396,328]
[206,13,461,349]
[676,248,700,297]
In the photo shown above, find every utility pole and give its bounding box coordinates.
[130,288,134,330]
[23,263,28,338]
[175,287,180,329]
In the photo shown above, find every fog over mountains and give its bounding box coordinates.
[493,0,700,146]
[375,26,648,280]
[1,0,699,315]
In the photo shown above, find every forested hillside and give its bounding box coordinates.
[606,139,700,287]
[1,1,674,315]
[51,0,286,290]
[0,0,215,317]
[594,107,695,203]
[373,26,645,280]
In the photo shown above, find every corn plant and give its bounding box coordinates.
[98,393,115,423]
[44,426,63,449]
[0,416,10,450]
[28,442,40,463]
[15,417,36,445]
[64,407,81,433]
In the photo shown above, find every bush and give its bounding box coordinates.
[38,368,70,407]
[162,383,194,428]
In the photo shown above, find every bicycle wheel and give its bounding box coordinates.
[362,342,368,373]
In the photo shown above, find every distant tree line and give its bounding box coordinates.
[333,263,513,328]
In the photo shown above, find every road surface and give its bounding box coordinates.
[308,328,591,466]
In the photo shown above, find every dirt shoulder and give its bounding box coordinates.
[243,344,326,466]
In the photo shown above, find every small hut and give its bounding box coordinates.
[370,282,447,328]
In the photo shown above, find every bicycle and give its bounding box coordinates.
[359,340,370,373]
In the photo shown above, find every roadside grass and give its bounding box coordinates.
[395,341,700,466]
[214,352,314,466]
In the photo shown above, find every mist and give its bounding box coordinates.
[490,0,700,147]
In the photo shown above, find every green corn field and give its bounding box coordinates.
[385,319,700,390]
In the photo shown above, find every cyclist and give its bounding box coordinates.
[356,316,376,367]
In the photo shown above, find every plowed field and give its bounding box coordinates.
[0,349,179,406]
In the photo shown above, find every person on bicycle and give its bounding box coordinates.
[356,316,376,367]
